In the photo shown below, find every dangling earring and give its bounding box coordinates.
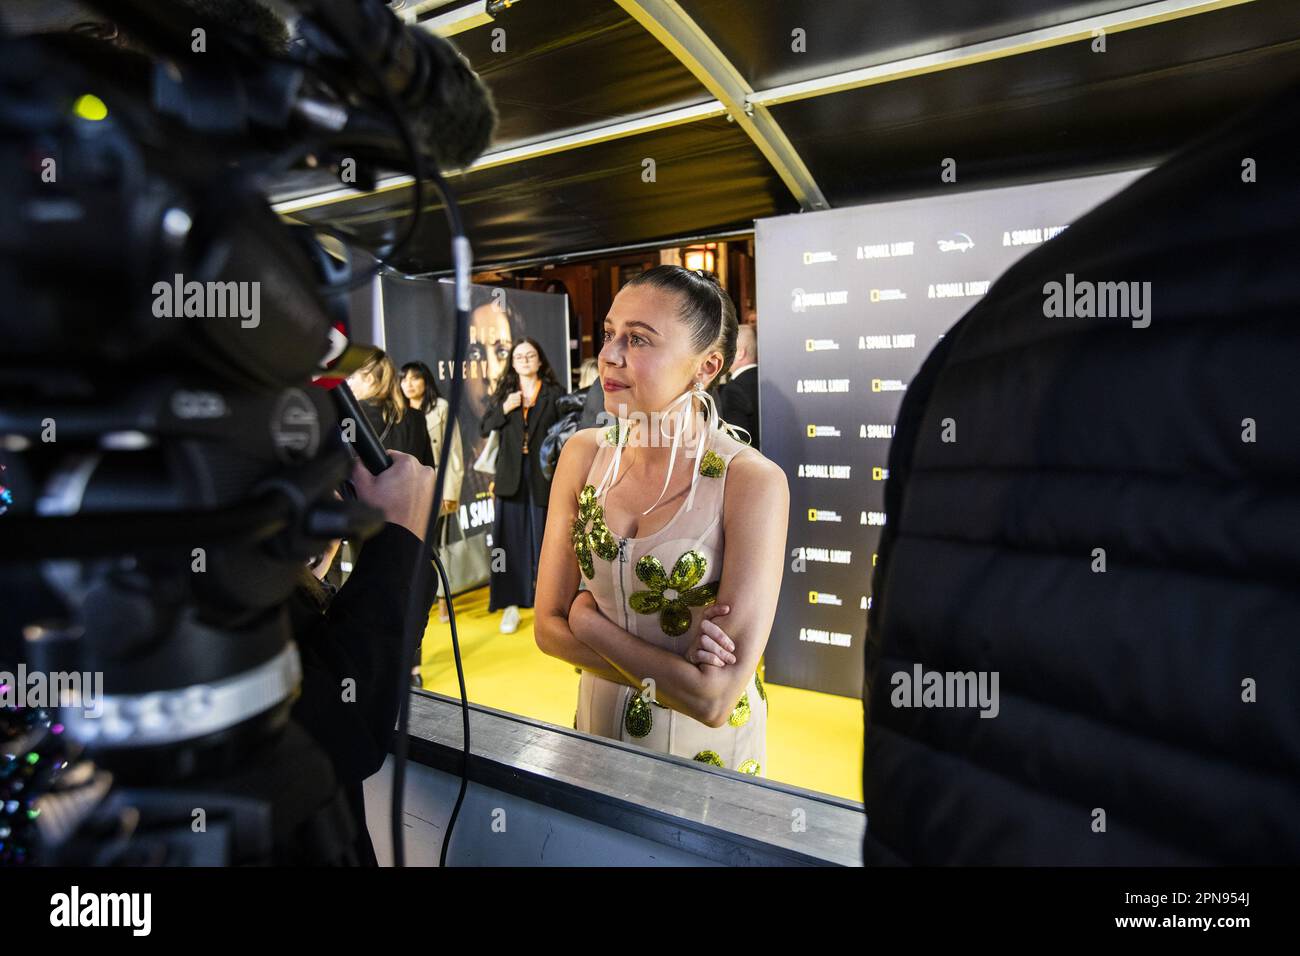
[681,381,700,433]
[688,380,706,453]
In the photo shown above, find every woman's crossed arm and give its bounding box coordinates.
[536,434,788,727]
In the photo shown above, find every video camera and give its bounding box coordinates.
[0,0,494,864]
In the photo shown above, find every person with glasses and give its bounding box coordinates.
[480,338,564,634]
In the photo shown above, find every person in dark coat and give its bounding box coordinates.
[541,359,599,480]
[479,337,564,633]
[578,369,607,430]
[719,322,759,450]
[863,86,1300,865]
[346,350,434,468]
[291,452,437,865]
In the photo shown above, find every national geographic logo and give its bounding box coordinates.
[806,425,841,438]
[807,508,843,522]
[872,466,890,481]
[871,378,907,393]
[806,338,840,351]
[803,250,838,264]
[808,591,843,606]
[869,288,907,302]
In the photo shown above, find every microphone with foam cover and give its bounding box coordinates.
[306,0,498,172]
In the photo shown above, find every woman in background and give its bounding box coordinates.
[346,351,435,685]
[401,361,464,625]
[576,357,599,392]
[346,350,433,468]
[479,338,563,634]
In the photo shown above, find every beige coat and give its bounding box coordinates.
[423,397,464,506]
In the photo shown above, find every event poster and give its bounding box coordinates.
[756,170,1145,698]
[374,276,571,540]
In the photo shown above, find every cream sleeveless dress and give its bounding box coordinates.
[570,424,768,776]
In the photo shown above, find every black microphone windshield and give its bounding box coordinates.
[409,27,497,171]
[309,0,498,172]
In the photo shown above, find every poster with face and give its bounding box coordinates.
[377,277,571,538]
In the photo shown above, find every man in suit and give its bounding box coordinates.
[720,322,760,450]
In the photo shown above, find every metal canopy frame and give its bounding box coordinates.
[274,0,1255,220]
[613,0,827,211]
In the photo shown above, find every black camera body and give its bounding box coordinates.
[0,0,490,864]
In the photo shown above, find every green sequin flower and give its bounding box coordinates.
[628,551,719,637]
[694,750,724,767]
[624,693,652,738]
[571,484,619,579]
[698,449,726,478]
[737,759,760,775]
[728,692,750,727]
[604,423,628,448]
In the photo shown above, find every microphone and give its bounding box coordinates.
[333,381,393,476]
[72,0,497,173]
[310,325,394,476]
[302,0,498,172]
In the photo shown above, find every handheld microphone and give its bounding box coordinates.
[310,325,394,476]
[333,381,393,476]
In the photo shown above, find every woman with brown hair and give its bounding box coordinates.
[479,338,564,634]
[346,350,434,468]
[533,267,788,776]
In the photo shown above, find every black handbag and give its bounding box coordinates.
[540,400,585,480]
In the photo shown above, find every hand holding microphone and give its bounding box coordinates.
[349,451,436,544]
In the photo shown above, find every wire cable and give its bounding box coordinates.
[429,547,469,867]
[388,167,470,867]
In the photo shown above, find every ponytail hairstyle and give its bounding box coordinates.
[591,267,746,513]
[355,349,405,427]
[624,265,738,396]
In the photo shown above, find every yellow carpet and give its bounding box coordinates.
[418,586,864,802]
